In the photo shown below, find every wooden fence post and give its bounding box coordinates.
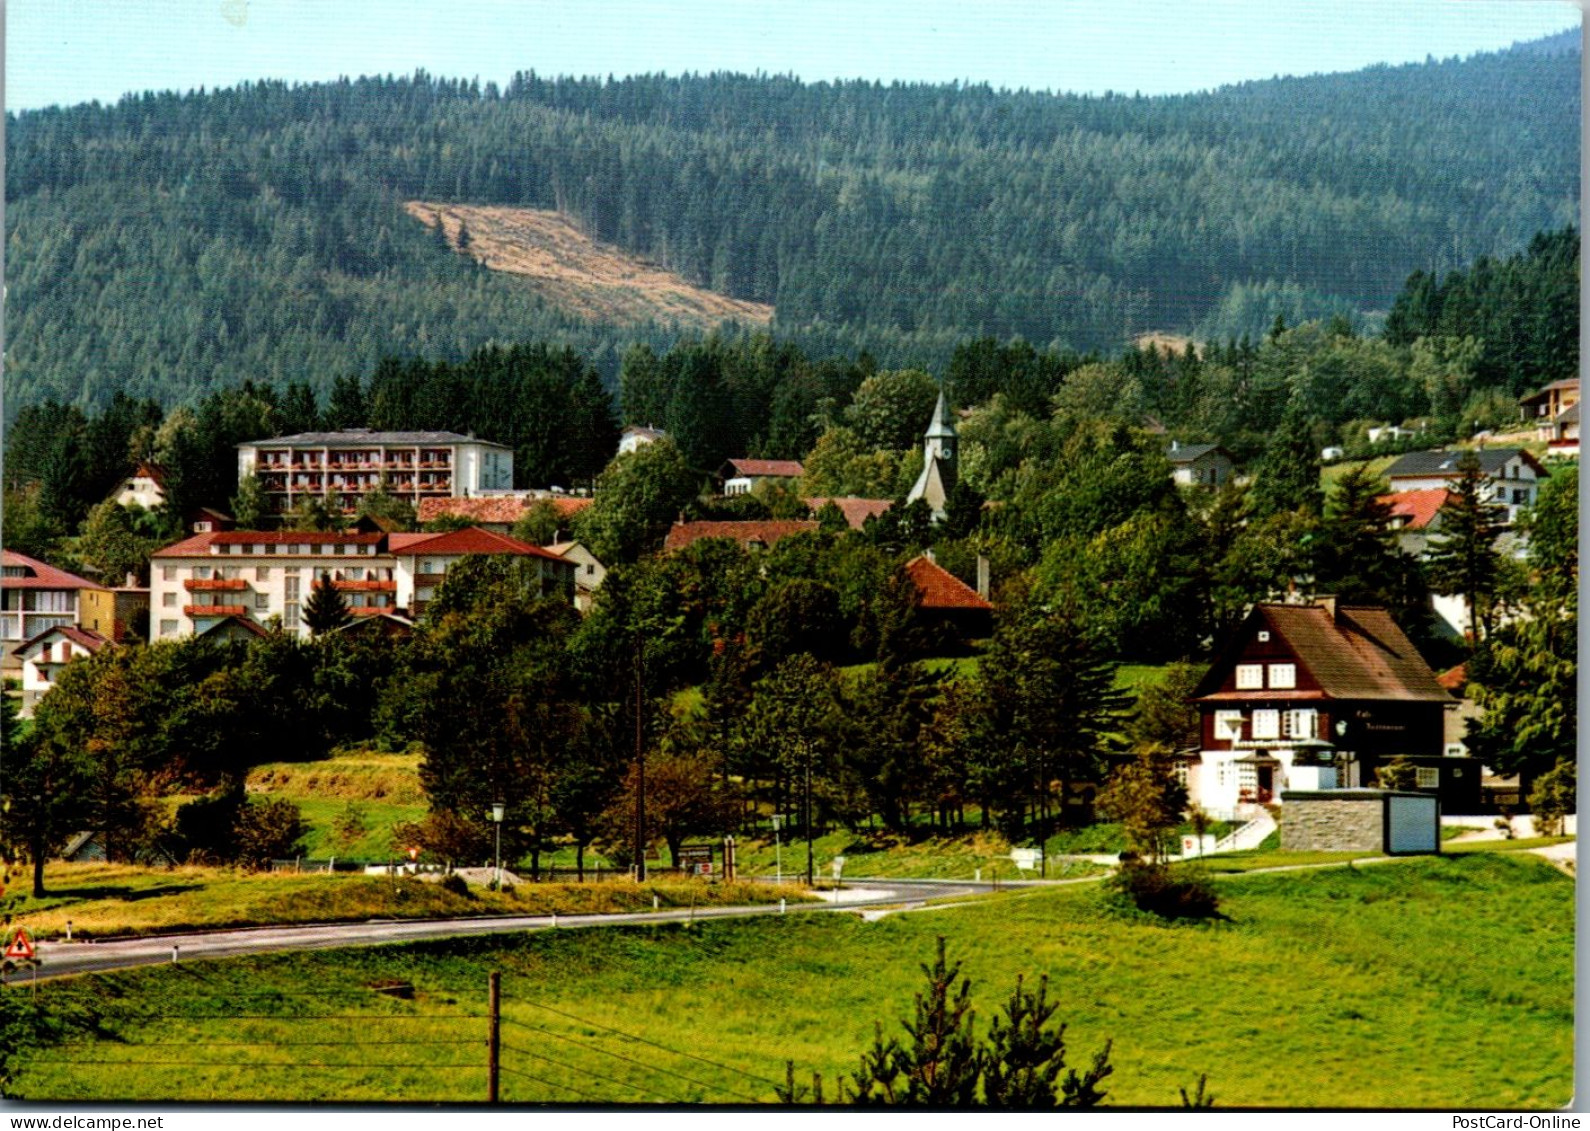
[487,971,500,1103]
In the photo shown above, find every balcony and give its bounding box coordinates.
[184,578,248,592]
[414,572,446,587]
[332,580,397,592]
[184,604,248,618]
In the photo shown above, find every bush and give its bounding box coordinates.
[438,872,471,898]
[1528,759,1576,836]
[1105,862,1221,921]
[233,798,306,870]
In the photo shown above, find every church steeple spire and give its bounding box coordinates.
[908,386,957,520]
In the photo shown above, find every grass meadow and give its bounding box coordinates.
[4,862,797,940]
[3,851,1571,1108]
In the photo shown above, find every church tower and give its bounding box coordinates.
[907,389,957,521]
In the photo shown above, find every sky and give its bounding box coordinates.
[5,0,1582,113]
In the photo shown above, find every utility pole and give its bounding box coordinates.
[633,631,646,881]
[804,747,814,886]
[487,971,501,1103]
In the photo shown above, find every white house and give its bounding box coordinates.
[1383,447,1545,526]
[1165,442,1235,487]
[16,625,116,716]
[618,426,667,455]
[113,463,168,510]
[719,458,805,496]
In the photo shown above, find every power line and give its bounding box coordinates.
[500,1040,677,1103]
[508,994,787,1089]
[500,1016,759,1103]
[17,1058,485,1069]
[120,1012,483,1021]
[93,1038,480,1048]
[498,1063,606,1103]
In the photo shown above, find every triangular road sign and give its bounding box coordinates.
[5,928,35,961]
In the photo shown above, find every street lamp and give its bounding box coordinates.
[771,814,783,885]
[490,800,505,890]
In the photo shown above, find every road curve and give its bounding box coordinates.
[16,880,1006,982]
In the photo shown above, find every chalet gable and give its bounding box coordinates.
[1194,600,1451,704]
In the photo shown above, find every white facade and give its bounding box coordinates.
[1387,451,1541,526]
[237,431,514,517]
[150,529,573,640]
[16,627,113,716]
[618,426,667,455]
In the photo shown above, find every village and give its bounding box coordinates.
[0,8,1578,1108]
[3,372,1577,875]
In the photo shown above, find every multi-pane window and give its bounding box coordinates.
[159,619,178,637]
[255,592,270,610]
[1235,664,1263,689]
[1284,710,1316,739]
[284,604,300,630]
[1214,710,1244,742]
[1415,766,1440,789]
[162,592,177,607]
[162,566,177,582]
[1251,710,1280,740]
[1268,664,1296,689]
[257,567,272,581]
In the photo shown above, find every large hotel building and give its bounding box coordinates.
[236,430,514,516]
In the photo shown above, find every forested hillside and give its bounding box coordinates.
[5,38,1578,413]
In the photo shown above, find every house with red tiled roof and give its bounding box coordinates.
[720,458,805,496]
[662,520,819,554]
[114,462,168,510]
[416,493,593,534]
[2,551,104,670]
[16,625,117,715]
[903,555,994,641]
[148,527,574,638]
[805,497,893,531]
[1184,598,1473,820]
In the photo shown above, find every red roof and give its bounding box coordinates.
[725,458,805,479]
[155,527,563,561]
[805,497,893,530]
[1,551,102,591]
[415,495,593,525]
[1437,663,1469,692]
[904,556,993,611]
[153,531,383,557]
[1379,489,1453,531]
[19,624,116,656]
[387,528,563,561]
[663,520,819,553]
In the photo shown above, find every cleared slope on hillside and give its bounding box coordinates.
[406,202,773,329]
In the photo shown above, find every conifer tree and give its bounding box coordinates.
[1423,451,1504,642]
[302,572,352,635]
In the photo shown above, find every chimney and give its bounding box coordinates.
[124,572,137,589]
[1317,595,1337,620]
[925,547,936,563]
[1170,439,1180,452]
[976,554,991,601]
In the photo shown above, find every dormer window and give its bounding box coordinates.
[1235,664,1263,690]
[1268,664,1296,689]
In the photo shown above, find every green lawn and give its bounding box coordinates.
[6,862,800,940]
[5,852,1570,1107]
[732,828,1105,882]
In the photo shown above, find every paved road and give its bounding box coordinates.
[16,879,1017,982]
